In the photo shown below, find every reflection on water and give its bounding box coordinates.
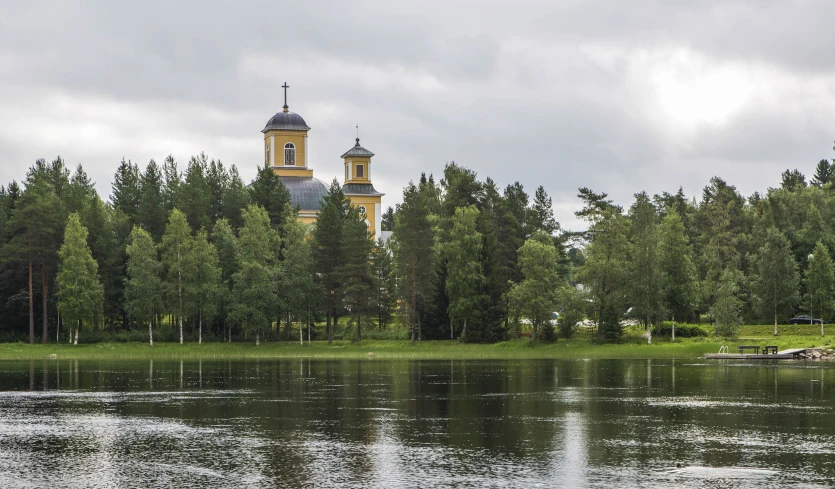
[0,358,833,488]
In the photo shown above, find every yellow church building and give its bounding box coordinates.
[261,85,385,237]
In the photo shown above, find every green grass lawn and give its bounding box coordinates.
[1,324,829,361]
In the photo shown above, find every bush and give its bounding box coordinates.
[538,323,556,342]
[652,323,708,338]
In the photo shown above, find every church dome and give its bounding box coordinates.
[262,111,311,133]
[280,176,329,211]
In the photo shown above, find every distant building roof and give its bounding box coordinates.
[279,176,329,211]
[340,138,375,158]
[342,183,384,196]
[262,111,311,132]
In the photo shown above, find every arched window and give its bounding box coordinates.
[265,144,270,165]
[284,142,296,166]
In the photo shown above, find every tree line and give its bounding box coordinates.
[1,142,834,343]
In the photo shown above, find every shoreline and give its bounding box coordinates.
[0,338,828,361]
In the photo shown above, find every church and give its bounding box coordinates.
[261,84,385,237]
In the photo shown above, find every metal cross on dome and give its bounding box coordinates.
[282,82,289,109]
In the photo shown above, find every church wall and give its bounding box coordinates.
[345,194,382,236]
[264,130,307,167]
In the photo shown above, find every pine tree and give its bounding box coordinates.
[629,192,663,337]
[160,209,193,344]
[211,218,239,342]
[752,227,799,335]
[206,158,228,225]
[125,226,163,346]
[162,155,180,214]
[312,180,349,344]
[56,214,103,345]
[222,165,250,230]
[658,209,697,336]
[529,185,558,236]
[380,206,395,232]
[371,237,396,329]
[7,179,62,343]
[812,159,833,187]
[714,268,743,338]
[393,181,435,343]
[338,206,374,342]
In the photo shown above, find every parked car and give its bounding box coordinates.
[788,315,825,324]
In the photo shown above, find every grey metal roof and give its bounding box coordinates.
[262,111,311,132]
[280,176,329,211]
[342,183,384,196]
[340,138,375,158]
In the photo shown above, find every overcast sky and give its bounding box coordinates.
[2,1,834,230]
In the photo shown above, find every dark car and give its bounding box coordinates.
[788,315,825,324]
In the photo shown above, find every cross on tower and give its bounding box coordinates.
[282,82,289,110]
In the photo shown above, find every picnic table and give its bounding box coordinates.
[761,345,778,354]
[738,345,759,354]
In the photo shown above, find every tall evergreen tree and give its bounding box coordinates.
[111,159,141,224]
[338,207,374,341]
[812,159,834,187]
[125,226,163,346]
[312,180,349,344]
[628,192,663,335]
[752,227,799,335]
[658,209,697,334]
[371,237,396,329]
[222,165,250,230]
[249,165,292,230]
[528,185,559,236]
[138,160,167,242]
[211,218,239,341]
[714,268,743,338]
[180,154,211,231]
[281,218,319,344]
[56,213,103,345]
[393,181,435,343]
[162,155,180,214]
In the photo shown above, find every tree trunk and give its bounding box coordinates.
[256,332,260,346]
[149,317,154,347]
[356,312,362,342]
[178,253,183,344]
[41,264,48,344]
[299,316,303,345]
[28,259,34,344]
[73,321,79,345]
[198,310,202,345]
[327,308,333,345]
[672,315,675,341]
[462,317,468,340]
[773,310,778,337]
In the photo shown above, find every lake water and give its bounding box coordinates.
[0,358,833,488]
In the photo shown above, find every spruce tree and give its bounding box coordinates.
[312,180,348,344]
[752,227,799,335]
[56,213,103,345]
[111,159,141,225]
[180,154,210,231]
[249,165,292,230]
[338,207,374,342]
[138,160,167,242]
[371,237,396,329]
[658,209,697,336]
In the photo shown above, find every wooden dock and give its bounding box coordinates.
[704,348,820,360]
[704,353,795,360]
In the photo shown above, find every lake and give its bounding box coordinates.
[0,358,833,488]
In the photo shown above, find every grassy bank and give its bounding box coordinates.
[0,335,828,361]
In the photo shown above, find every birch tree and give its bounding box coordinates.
[56,214,103,345]
[125,226,162,346]
[160,209,192,344]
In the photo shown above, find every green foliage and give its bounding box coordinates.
[509,231,559,342]
[556,285,586,339]
[125,226,162,345]
[628,192,663,329]
[444,205,485,342]
[658,210,697,323]
[160,209,193,343]
[714,268,743,338]
[312,180,349,343]
[249,165,292,230]
[56,214,104,344]
[805,241,835,324]
[338,206,374,341]
[751,227,799,332]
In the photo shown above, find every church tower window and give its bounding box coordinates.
[358,205,367,216]
[356,164,364,178]
[284,142,296,166]
[265,144,270,165]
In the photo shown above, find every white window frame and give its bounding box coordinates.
[284,142,296,166]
